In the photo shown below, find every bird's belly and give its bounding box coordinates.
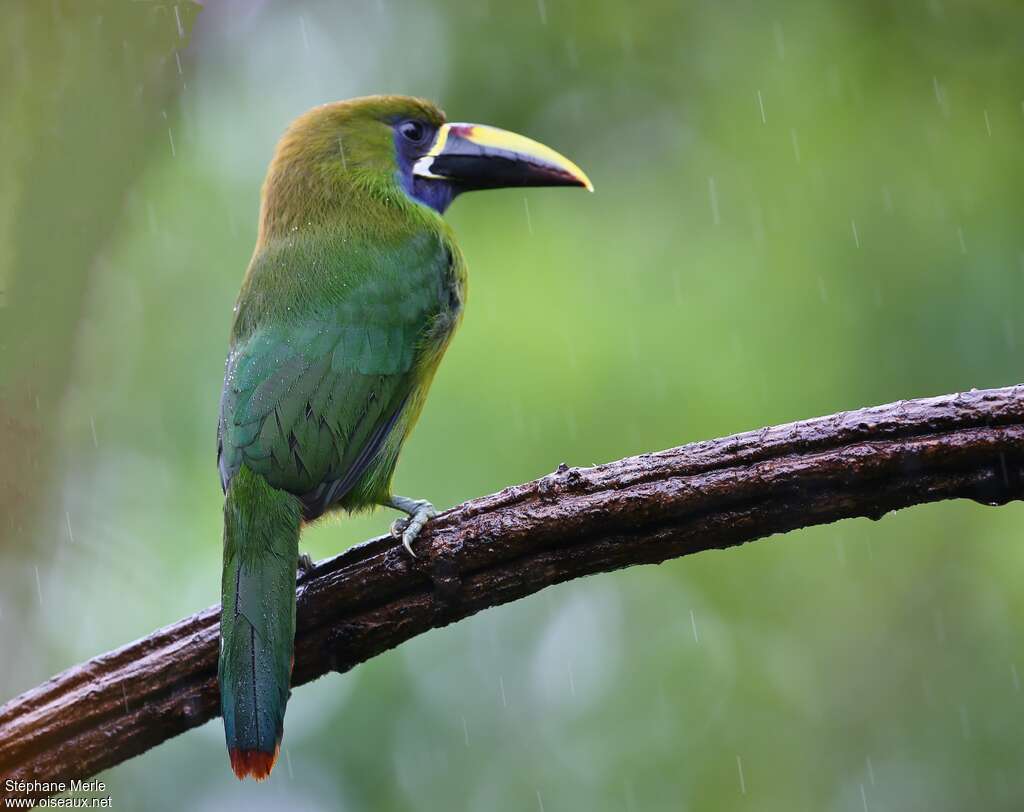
[221,242,466,515]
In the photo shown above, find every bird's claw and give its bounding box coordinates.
[388,498,437,558]
[297,553,315,575]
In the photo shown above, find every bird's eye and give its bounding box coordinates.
[399,120,428,144]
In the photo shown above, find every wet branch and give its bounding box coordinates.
[2,385,1024,793]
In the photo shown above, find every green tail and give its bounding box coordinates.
[218,465,301,780]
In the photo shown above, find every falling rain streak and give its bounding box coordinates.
[773,22,785,59]
[933,76,950,117]
[882,186,893,213]
[959,705,972,740]
[624,780,637,812]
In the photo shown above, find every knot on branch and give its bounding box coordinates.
[537,462,587,500]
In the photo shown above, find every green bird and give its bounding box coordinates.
[216,95,591,780]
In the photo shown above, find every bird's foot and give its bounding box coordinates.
[297,553,315,576]
[385,496,437,558]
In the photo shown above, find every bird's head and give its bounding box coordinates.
[258,95,592,242]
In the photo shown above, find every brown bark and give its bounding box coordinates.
[2,385,1022,795]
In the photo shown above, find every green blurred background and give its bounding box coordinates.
[2,1,1024,809]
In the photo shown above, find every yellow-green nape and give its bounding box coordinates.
[268,94,446,175]
[257,95,447,244]
[292,94,446,132]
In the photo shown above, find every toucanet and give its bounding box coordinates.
[216,95,592,780]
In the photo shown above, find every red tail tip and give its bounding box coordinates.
[229,745,280,781]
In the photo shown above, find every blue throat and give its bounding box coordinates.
[393,132,457,214]
[405,174,457,213]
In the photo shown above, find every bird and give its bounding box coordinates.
[215,95,592,780]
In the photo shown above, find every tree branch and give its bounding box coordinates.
[3,385,1024,793]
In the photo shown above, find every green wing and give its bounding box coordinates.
[218,231,455,518]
